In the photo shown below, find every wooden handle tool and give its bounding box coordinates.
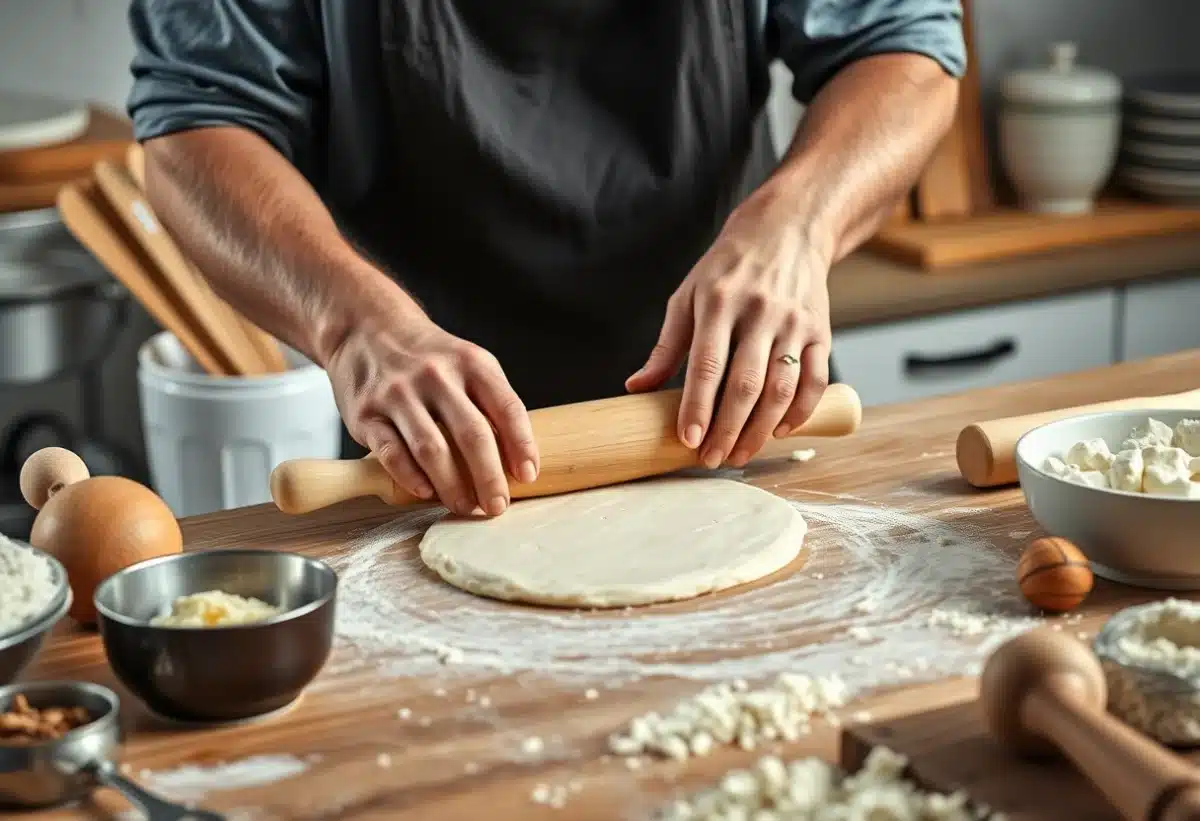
[982,628,1200,821]
[957,388,1200,488]
[271,382,863,514]
[91,159,271,376]
[57,180,232,376]
[121,146,289,374]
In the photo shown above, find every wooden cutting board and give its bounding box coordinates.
[0,107,132,212]
[841,699,1200,820]
[867,199,1200,270]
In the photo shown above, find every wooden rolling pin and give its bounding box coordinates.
[271,382,863,514]
[981,628,1200,821]
[957,388,1200,488]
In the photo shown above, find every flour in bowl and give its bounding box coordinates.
[0,534,58,637]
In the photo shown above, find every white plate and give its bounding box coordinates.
[0,90,89,152]
[1128,116,1200,143]
[1120,163,1200,203]
[1123,138,1200,171]
[1128,74,1200,118]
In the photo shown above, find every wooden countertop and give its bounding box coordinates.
[24,349,1200,821]
[831,233,1200,329]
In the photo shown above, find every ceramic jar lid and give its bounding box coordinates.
[1001,42,1122,108]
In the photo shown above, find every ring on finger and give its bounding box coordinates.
[776,353,800,366]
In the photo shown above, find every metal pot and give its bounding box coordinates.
[0,207,127,385]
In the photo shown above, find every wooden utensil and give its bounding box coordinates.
[980,628,1200,821]
[56,179,233,375]
[956,388,1200,488]
[957,0,993,213]
[91,159,269,376]
[270,382,863,515]
[120,145,289,374]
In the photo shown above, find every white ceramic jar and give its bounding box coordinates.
[999,42,1122,214]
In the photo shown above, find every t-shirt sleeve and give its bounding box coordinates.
[770,0,967,104]
[126,0,325,169]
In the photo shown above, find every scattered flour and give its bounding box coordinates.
[137,754,309,804]
[659,746,1005,820]
[322,497,1036,698]
[789,449,816,463]
[0,534,59,636]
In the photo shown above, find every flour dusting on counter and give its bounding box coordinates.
[324,492,1038,695]
[136,754,309,803]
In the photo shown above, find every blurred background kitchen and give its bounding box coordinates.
[1,0,1199,536]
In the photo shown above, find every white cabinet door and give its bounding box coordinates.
[833,290,1118,407]
[1120,275,1200,362]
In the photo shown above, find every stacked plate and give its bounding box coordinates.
[1120,74,1200,204]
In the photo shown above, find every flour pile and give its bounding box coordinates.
[0,534,59,636]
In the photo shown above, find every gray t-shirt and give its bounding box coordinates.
[126,0,966,209]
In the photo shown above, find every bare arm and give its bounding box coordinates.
[760,52,958,267]
[142,127,417,367]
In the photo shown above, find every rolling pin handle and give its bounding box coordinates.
[269,457,410,515]
[778,383,863,438]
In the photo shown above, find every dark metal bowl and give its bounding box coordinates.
[0,544,72,686]
[92,549,338,723]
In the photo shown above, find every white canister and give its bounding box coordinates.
[137,331,342,518]
[999,42,1122,214]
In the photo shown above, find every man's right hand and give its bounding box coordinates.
[326,310,539,517]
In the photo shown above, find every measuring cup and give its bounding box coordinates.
[0,680,222,820]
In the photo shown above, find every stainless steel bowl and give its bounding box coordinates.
[0,680,222,818]
[92,549,337,723]
[1015,408,1200,589]
[0,542,71,686]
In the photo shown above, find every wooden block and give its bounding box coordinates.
[0,107,131,184]
[841,700,1187,820]
[866,200,1200,270]
[958,0,994,213]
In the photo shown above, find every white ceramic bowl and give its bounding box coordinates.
[1016,409,1200,590]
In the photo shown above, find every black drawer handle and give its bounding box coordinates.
[903,338,1017,375]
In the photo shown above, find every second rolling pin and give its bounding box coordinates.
[957,388,1200,488]
[271,383,863,515]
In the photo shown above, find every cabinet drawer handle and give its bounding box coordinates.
[903,338,1017,375]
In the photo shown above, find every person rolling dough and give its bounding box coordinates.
[126,0,965,517]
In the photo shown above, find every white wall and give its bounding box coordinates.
[0,0,148,468]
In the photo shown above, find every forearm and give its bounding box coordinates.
[142,127,421,365]
[760,53,959,267]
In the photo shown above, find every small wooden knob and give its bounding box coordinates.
[20,447,90,510]
[1017,537,1094,613]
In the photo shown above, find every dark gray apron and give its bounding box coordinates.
[343,0,778,418]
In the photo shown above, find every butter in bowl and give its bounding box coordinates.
[1015,409,1200,590]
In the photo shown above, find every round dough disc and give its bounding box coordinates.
[419,477,807,608]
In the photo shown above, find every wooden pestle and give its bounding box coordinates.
[270,382,863,515]
[981,628,1200,821]
[957,389,1200,488]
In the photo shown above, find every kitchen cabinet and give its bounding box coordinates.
[1118,274,1200,362]
[833,289,1118,407]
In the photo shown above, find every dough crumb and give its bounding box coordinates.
[376,753,392,768]
[608,673,847,761]
[584,688,599,700]
[658,746,1006,820]
[417,716,432,727]
[789,448,816,463]
[464,761,480,775]
[396,707,411,719]
[478,695,492,708]
[521,736,545,756]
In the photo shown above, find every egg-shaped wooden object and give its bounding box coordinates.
[22,447,182,625]
[1017,536,1094,614]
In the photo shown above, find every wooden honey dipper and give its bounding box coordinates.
[981,628,1200,821]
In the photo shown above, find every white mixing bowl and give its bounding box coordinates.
[1015,408,1200,590]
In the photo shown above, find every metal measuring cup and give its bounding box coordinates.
[0,680,222,820]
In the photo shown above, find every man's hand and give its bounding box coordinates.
[327,305,540,517]
[626,191,832,469]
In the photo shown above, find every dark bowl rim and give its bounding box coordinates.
[0,679,120,752]
[92,547,339,631]
[0,542,72,653]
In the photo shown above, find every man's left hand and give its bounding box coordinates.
[626,193,832,469]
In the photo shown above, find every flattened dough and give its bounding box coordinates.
[418,477,807,607]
